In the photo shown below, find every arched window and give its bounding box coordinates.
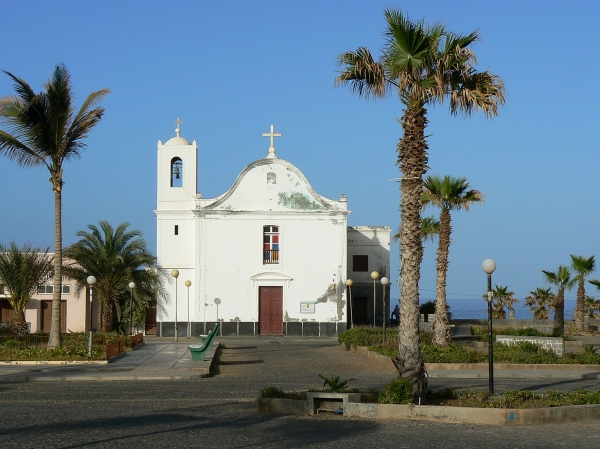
[171,157,183,187]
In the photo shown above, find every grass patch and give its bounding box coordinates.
[437,388,600,408]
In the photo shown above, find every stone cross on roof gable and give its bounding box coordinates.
[262,124,281,159]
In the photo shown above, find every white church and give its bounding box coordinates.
[154,122,390,337]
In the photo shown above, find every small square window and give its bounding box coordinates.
[353,255,369,272]
[62,285,71,294]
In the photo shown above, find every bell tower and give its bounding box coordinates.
[157,118,198,211]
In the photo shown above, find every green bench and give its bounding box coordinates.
[188,324,219,361]
[200,323,219,341]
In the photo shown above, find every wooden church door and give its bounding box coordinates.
[259,286,283,335]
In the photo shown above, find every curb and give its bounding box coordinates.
[256,397,600,425]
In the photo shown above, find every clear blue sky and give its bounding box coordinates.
[1,1,599,306]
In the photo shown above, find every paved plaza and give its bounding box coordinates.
[0,337,600,448]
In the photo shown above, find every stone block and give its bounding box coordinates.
[307,392,361,416]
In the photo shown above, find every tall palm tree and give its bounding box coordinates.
[543,265,575,336]
[571,255,595,331]
[0,243,54,334]
[484,285,519,319]
[0,64,109,347]
[335,8,505,398]
[524,287,555,320]
[422,175,483,345]
[393,215,440,265]
[63,221,167,331]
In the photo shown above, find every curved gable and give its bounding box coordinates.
[204,159,342,212]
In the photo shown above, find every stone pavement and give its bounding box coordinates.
[1,337,600,448]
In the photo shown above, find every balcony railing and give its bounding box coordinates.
[263,250,279,264]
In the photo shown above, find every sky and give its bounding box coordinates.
[1,0,599,309]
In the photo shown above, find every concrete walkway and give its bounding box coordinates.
[0,338,217,382]
[0,336,599,389]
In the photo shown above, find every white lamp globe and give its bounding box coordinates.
[482,259,496,274]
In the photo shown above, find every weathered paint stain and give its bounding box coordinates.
[315,280,346,320]
[278,192,327,210]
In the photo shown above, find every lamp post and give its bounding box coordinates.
[381,277,390,343]
[371,271,379,326]
[87,276,96,358]
[171,270,179,342]
[185,280,191,338]
[346,279,353,329]
[482,258,497,394]
[128,282,135,336]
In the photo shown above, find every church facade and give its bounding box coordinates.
[154,123,390,337]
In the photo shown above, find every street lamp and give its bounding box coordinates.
[346,279,353,329]
[482,258,496,394]
[87,276,96,358]
[371,271,379,327]
[171,269,179,342]
[128,282,135,336]
[381,277,390,343]
[185,280,191,338]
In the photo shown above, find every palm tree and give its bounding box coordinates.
[543,265,575,336]
[524,287,555,320]
[422,175,483,345]
[63,221,167,332]
[0,64,109,347]
[484,285,519,319]
[335,8,505,398]
[571,255,595,331]
[0,243,54,334]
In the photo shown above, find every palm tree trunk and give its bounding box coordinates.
[554,288,565,336]
[48,186,62,348]
[575,279,585,331]
[433,210,451,345]
[100,301,111,331]
[392,106,428,402]
[10,310,28,335]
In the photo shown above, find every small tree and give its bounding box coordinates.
[63,221,167,332]
[584,296,600,319]
[543,266,575,336]
[484,285,519,319]
[0,243,54,334]
[524,287,555,320]
[571,255,596,331]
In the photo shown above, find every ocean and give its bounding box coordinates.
[423,298,579,320]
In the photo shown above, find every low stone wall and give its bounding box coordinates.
[496,335,565,356]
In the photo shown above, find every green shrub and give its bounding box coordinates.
[419,301,435,316]
[260,386,285,399]
[379,378,413,404]
[319,374,355,392]
[422,343,486,363]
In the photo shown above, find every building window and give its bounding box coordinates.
[37,285,54,294]
[267,172,276,184]
[174,225,179,235]
[263,225,279,264]
[353,255,368,272]
[171,157,183,187]
[37,285,71,294]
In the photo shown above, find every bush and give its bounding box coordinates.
[379,378,413,404]
[473,327,547,342]
[420,301,435,316]
[422,343,486,363]
[260,386,285,399]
